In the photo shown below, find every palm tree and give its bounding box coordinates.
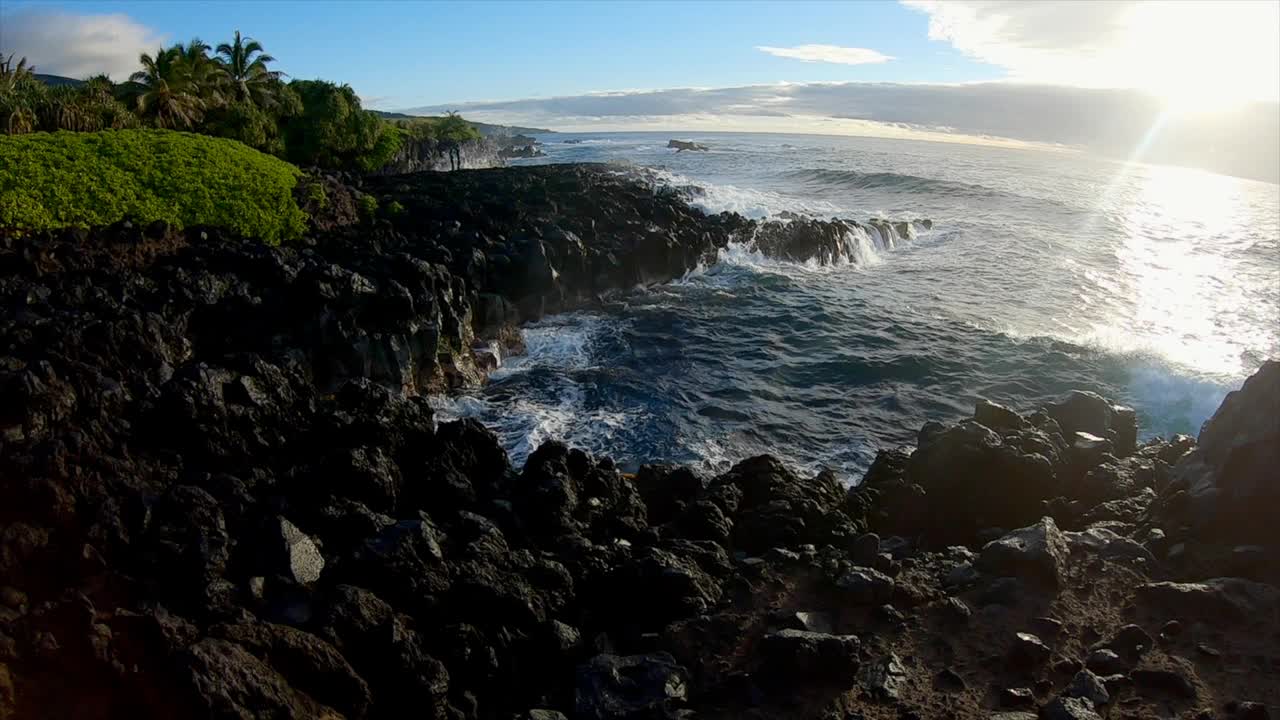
[0,52,39,133]
[129,46,205,129]
[175,38,226,107]
[216,31,282,108]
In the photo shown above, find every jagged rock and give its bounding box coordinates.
[1085,648,1127,675]
[1163,361,1280,544]
[758,629,860,685]
[860,652,909,701]
[520,711,569,720]
[266,517,325,585]
[978,518,1069,588]
[574,653,688,720]
[1064,669,1110,706]
[1045,391,1137,457]
[1136,578,1280,621]
[1043,695,1102,720]
[975,399,1027,431]
[181,638,342,719]
[666,140,708,152]
[835,567,895,605]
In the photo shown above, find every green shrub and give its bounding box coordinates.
[305,180,329,209]
[385,200,405,217]
[0,129,306,244]
[357,194,378,220]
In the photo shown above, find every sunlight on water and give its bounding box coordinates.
[1108,164,1277,378]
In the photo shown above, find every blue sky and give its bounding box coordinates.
[4,0,1000,107]
[3,0,1277,181]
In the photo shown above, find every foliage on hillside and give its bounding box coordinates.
[0,129,306,244]
[0,35,492,174]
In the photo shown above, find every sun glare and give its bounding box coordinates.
[1125,1,1280,115]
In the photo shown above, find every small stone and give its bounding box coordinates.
[1009,633,1052,667]
[1196,643,1221,658]
[875,604,905,626]
[1064,669,1110,706]
[1085,648,1127,675]
[944,562,981,588]
[793,611,836,635]
[1000,686,1035,709]
[1043,695,1102,720]
[1159,620,1182,641]
[269,516,325,585]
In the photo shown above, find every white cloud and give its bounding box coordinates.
[0,9,166,80]
[901,0,1280,104]
[757,44,893,65]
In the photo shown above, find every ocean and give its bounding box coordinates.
[434,131,1280,482]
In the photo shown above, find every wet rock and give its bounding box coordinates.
[758,629,860,684]
[975,398,1027,431]
[1045,390,1136,457]
[978,517,1069,588]
[1166,361,1280,544]
[574,653,687,720]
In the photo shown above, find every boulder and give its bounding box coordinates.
[1045,391,1137,457]
[757,629,860,684]
[835,567,895,605]
[860,652,909,701]
[1167,361,1280,544]
[978,518,1070,588]
[666,140,708,152]
[574,653,688,720]
[1064,669,1110,706]
[1136,578,1280,622]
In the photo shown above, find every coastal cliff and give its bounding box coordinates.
[0,164,1276,719]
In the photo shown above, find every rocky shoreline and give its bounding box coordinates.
[1,164,1277,719]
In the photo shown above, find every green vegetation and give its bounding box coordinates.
[0,32,465,174]
[394,112,483,170]
[357,194,379,221]
[0,129,306,244]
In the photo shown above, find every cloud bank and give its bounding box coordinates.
[1,9,164,80]
[902,0,1280,103]
[404,82,1280,183]
[756,44,893,65]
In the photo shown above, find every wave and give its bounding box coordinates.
[640,167,845,219]
[779,167,1010,199]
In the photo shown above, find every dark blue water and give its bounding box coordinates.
[435,132,1280,481]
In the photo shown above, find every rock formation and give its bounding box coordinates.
[0,164,1276,719]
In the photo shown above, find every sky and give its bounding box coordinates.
[3,0,1279,181]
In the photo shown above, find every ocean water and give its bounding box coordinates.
[435,132,1280,482]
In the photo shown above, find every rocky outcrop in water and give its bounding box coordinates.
[1,164,1276,719]
[667,140,709,152]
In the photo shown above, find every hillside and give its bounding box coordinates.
[373,110,553,137]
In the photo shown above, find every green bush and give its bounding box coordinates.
[385,200,405,217]
[0,129,306,244]
[357,194,378,221]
